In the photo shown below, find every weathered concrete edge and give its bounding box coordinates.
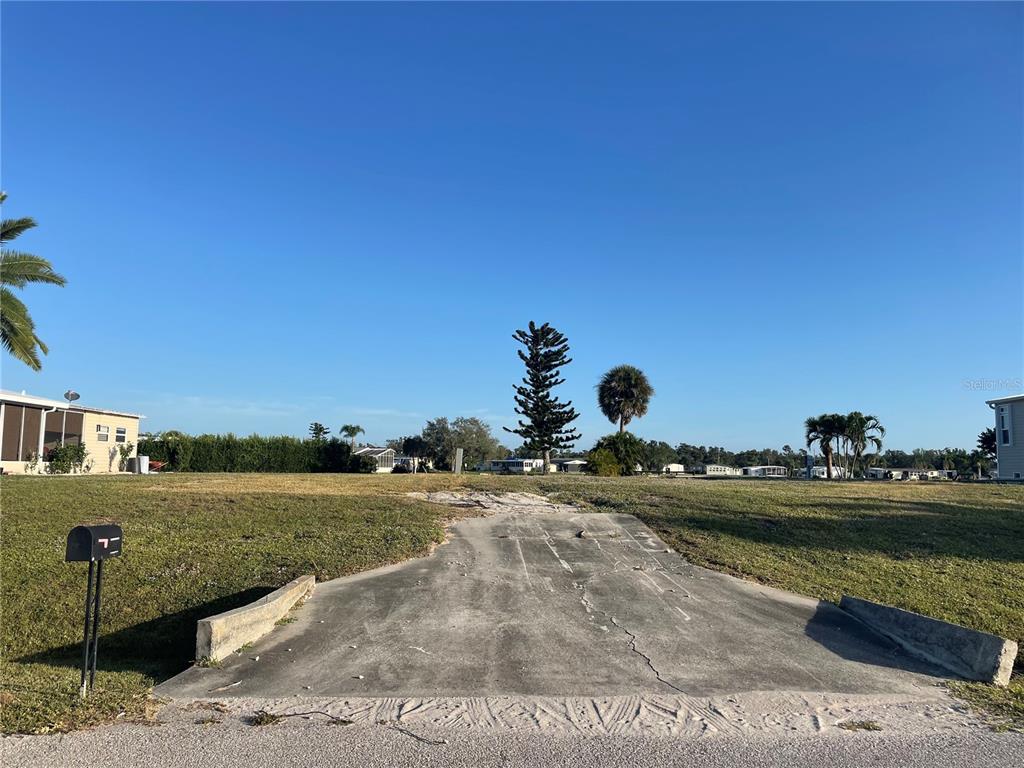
[196,575,316,662]
[839,595,1017,686]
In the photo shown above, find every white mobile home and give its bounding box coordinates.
[0,390,142,474]
[692,464,742,476]
[797,466,847,479]
[867,467,937,481]
[987,394,1024,480]
[487,458,551,474]
[797,466,826,479]
[743,465,789,478]
[662,463,688,475]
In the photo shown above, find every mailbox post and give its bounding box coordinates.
[65,525,122,697]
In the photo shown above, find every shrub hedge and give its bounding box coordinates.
[137,435,356,473]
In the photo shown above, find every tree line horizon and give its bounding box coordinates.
[146,321,997,478]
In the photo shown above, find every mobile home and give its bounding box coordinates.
[691,464,742,476]
[0,390,141,474]
[743,465,789,478]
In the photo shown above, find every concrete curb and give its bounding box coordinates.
[839,595,1017,686]
[196,575,315,663]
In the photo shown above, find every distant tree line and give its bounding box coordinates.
[140,317,999,480]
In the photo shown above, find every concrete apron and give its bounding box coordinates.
[157,494,950,714]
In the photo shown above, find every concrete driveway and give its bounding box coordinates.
[13,492,1016,768]
[158,492,945,708]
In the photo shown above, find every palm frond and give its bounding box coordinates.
[0,286,47,370]
[0,251,67,288]
[0,216,37,244]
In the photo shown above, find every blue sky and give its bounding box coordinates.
[2,2,1021,451]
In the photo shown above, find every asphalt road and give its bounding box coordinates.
[4,718,1022,768]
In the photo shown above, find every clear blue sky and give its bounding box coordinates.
[2,2,1021,451]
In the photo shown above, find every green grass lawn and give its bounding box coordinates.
[2,473,1021,733]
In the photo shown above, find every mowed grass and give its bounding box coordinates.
[1,473,1021,733]
[0,473,468,734]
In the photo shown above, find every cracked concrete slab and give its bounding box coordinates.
[157,491,951,716]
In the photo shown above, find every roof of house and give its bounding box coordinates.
[986,393,1024,405]
[0,389,143,419]
[353,446,394,457]
[555,458,587,464]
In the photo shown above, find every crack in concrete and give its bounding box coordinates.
[572,575,686,696]
[609,616,687,695]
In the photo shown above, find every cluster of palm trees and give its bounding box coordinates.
[1,194,66,371]
[804,412,885,479]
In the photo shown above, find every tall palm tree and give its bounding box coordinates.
[805,413,847,479]
[339,424,364,449]
[1,193,66,370]
[845,412,885,478]
[597,365,654,433]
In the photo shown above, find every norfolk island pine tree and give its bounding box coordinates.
[504,321,581,473]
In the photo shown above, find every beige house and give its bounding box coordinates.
[987,393,1024,480]
[0,390,142,474]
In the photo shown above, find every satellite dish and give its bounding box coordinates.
[64,390,80,403]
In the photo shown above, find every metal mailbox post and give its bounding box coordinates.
[65,524,122,697]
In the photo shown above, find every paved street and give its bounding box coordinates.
[4,716,1021,768]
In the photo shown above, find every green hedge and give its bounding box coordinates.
[137,435,356,473]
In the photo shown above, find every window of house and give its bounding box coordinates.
[998,405,1013,446]
[115,427,127,443]
[97,424,109,442]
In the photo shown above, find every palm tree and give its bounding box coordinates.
[339,424,364,449]
[805,413,847,479]
[845,412,885,478]
[1,193,66,370]
[597,365,654,433]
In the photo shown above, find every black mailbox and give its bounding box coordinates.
[65,525,123,562]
